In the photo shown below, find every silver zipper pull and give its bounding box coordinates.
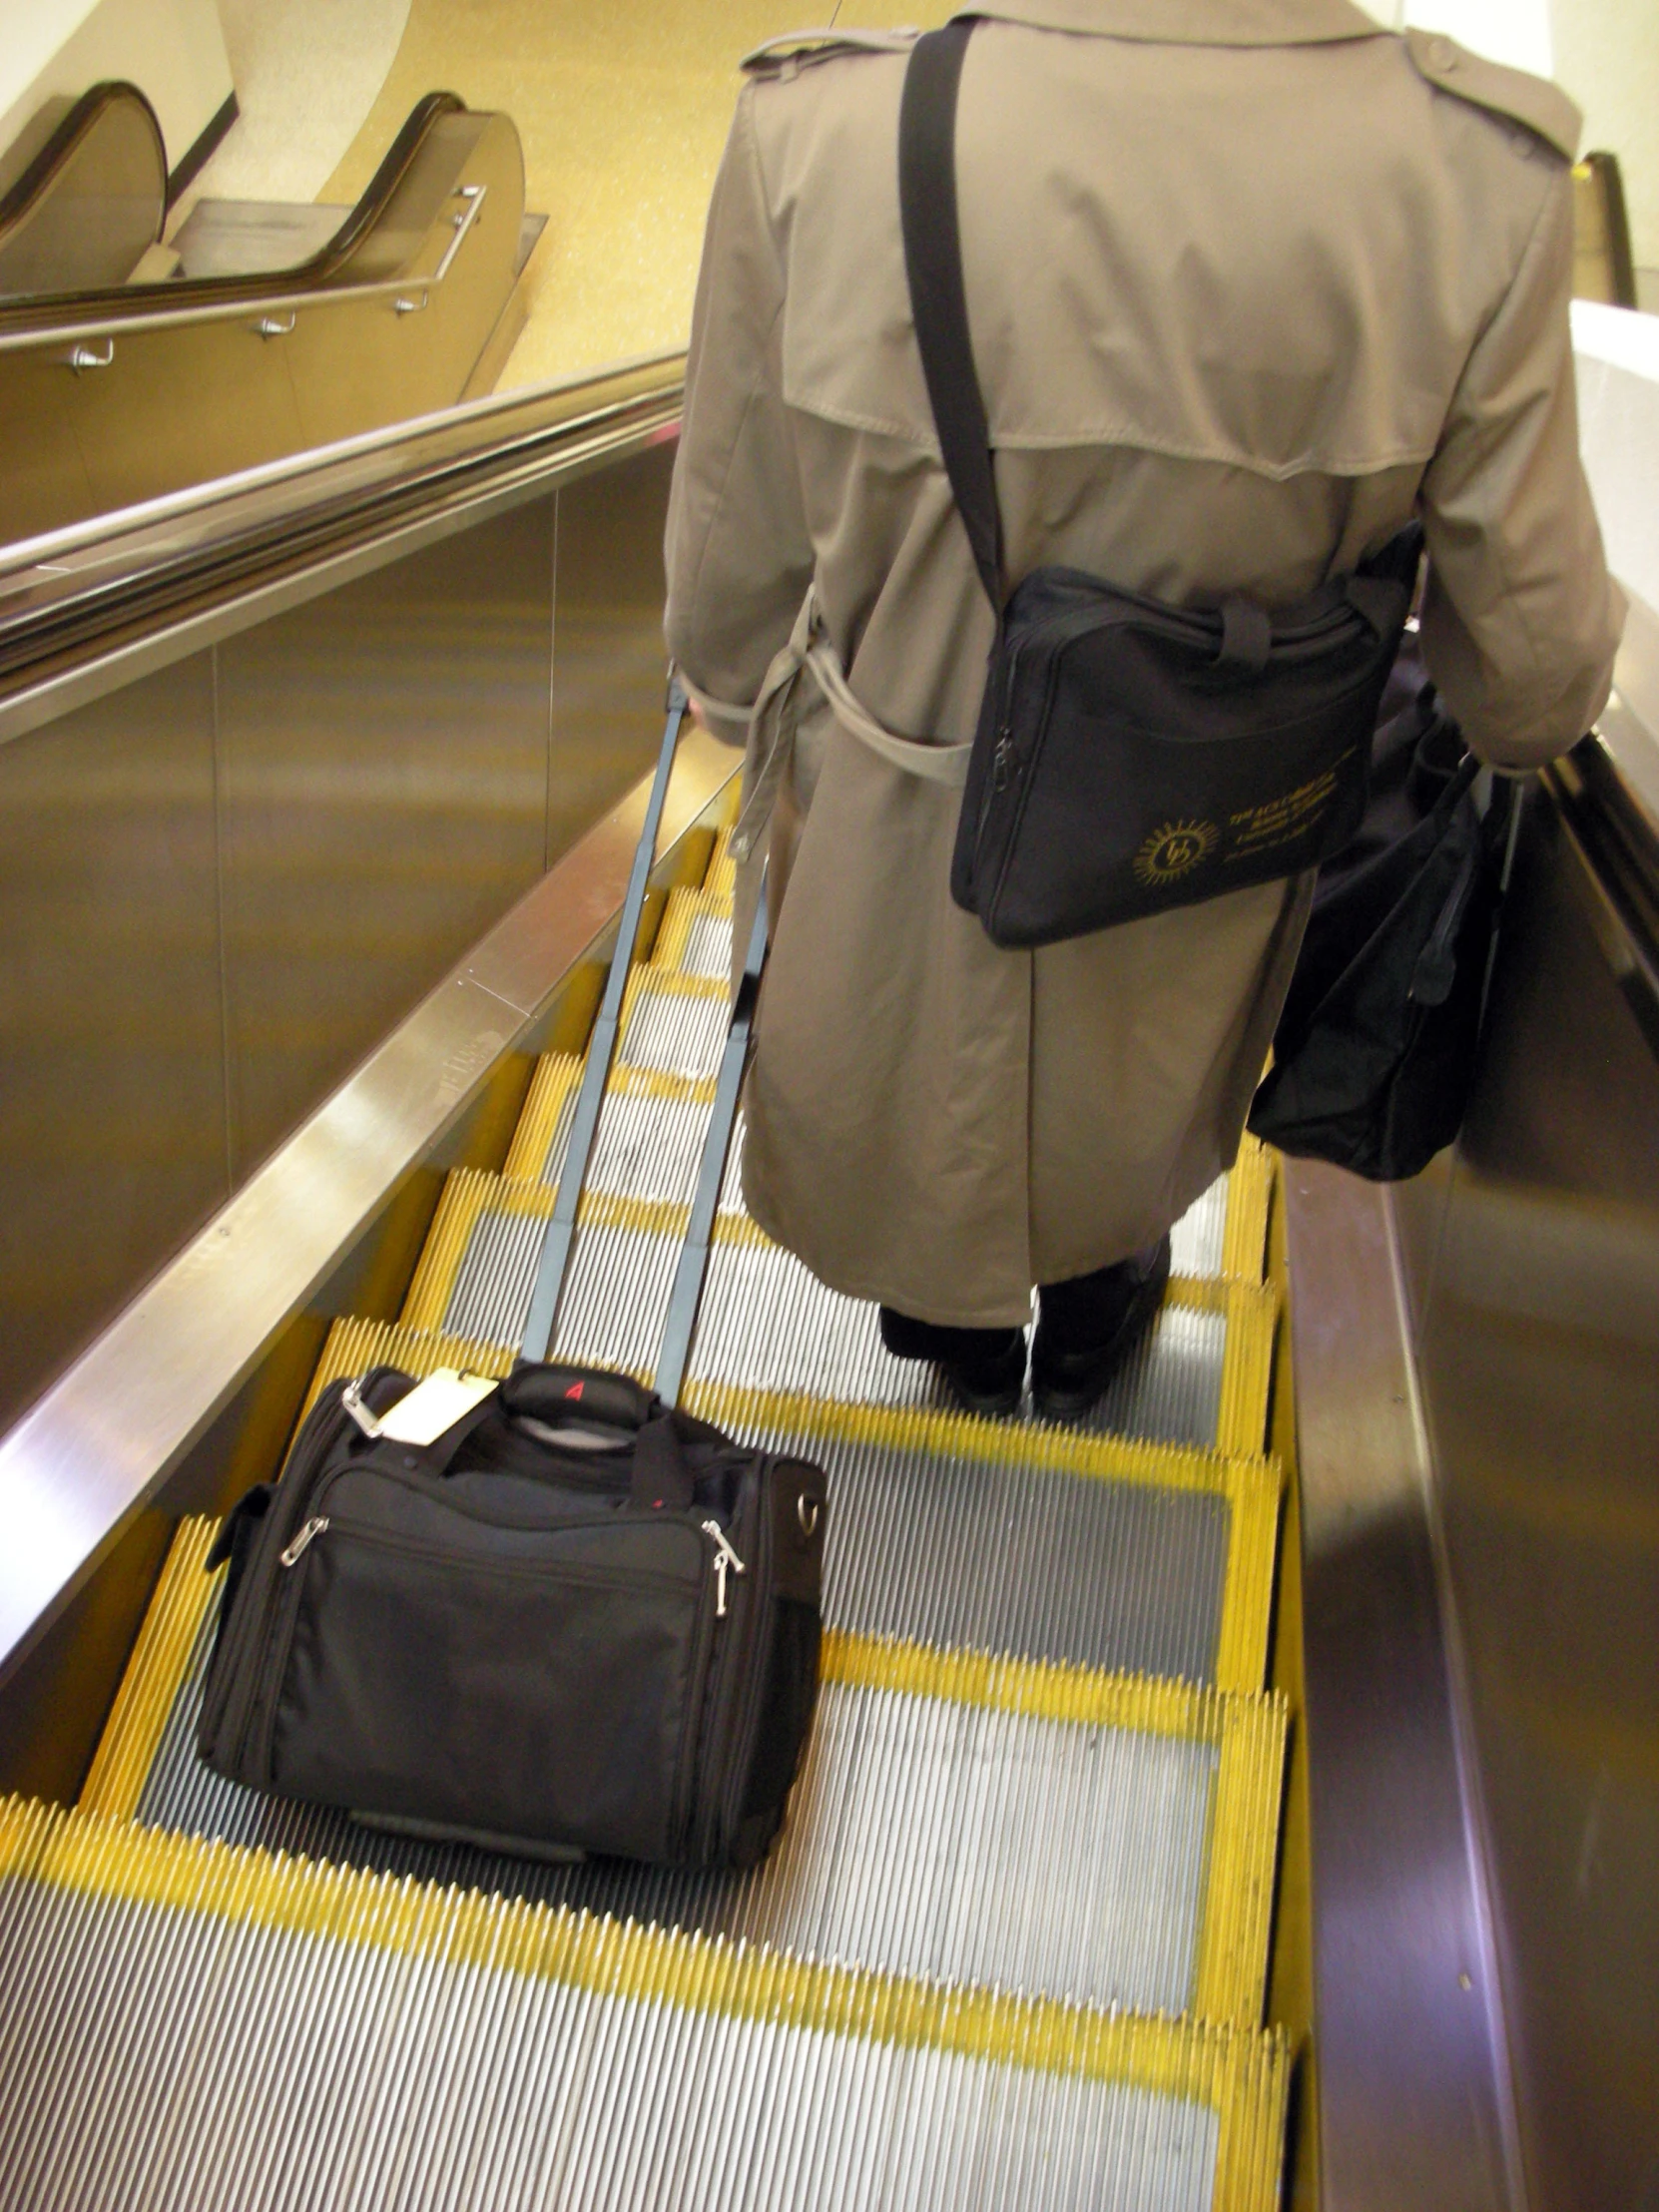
[279,1516,329,1567]
[701,1519,746,1619]
[341,1378,384,1438]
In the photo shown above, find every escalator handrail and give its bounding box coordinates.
[0,92,472,342]
[0,349,686,696]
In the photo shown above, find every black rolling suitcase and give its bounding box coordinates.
[197,690,828,1871]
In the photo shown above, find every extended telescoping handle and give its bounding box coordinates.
[654,884,769,1407]
[518,684,689,1366]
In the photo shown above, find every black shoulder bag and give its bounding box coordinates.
[898,21,1419,945]
[198,693,828,1872]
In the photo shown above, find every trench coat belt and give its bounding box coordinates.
[724,584,972,864]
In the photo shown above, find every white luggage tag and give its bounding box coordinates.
[342,1369,498,1447]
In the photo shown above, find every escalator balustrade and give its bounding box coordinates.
[0,94,529,542]
[0,84,168,300]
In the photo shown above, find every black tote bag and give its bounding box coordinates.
[1248,651,1511,1181]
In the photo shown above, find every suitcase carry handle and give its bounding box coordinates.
[501,1364,657,1432]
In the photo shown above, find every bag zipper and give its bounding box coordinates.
[985,638,1067,924]
[701,1519,746,1617]
[970,641,1023,877]
[668,1524,733,1852]
[688,1477,773,1865]
[715,1481,776,1862]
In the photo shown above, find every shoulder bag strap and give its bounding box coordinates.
[898,19,1003,617]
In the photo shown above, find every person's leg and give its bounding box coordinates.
[878,1308,1027,1418]
[1030,1237,1171,1420]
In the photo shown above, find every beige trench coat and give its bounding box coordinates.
[664,0,1623,1328]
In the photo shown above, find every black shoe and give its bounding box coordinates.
[878,1306,1027,1418]
[1030,1237,1172,1422]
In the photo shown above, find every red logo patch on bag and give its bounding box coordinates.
[564,1381,585,1400]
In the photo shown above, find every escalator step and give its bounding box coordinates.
[618,969,732,1082]
[88,1525,1283,2028]
[0,1798,1289,2212]
[395,1164,1277,1458]
[651,886,734,979]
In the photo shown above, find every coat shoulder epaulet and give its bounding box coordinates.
[1403,28,1580,161]
[740,27,918,82]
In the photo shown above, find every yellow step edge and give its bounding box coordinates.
[650,885,735,973]
[705,827,737,904]
[77,1517,220,1824]
[0,1795,1290,2206]
[608,1061,720,1106]
[501,1052,582,1183]
[401,1174,701,1335]
[1220,1135,1275,1285]
[502,1058,728,1188]
[694,1379,1282,1697]
[1165,1275,1281,1459]
[621,963,729,1009]
[303,1317,519,1418]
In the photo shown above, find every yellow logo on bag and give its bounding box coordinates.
[1133,820,1219,886]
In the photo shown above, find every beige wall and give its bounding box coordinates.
[1551,0,1659,299]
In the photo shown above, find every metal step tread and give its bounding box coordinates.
[287,1318,1281,1697]
[0,1796,1289,2212]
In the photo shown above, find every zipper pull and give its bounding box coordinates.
[279,1516,329,1567]
[701,1519,746,1619]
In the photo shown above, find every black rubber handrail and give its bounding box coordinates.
[0,81,166,246]
[0,92,466,336]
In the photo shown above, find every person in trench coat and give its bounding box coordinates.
[664,0,1623,1413]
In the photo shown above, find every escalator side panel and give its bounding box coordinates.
[0,85,166,297]
[0,649,225,1433]
[213,499,557,1178]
